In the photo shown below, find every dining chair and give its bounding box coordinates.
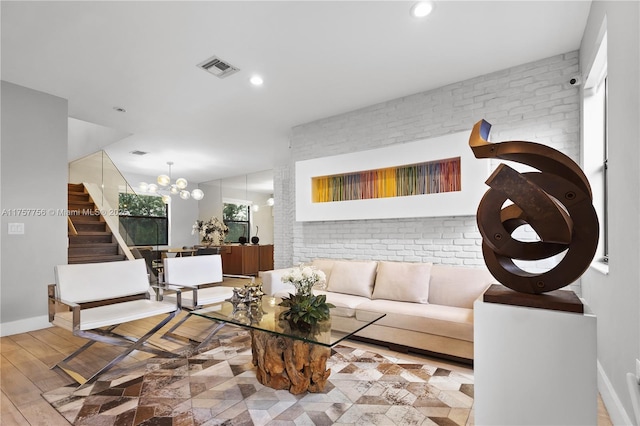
[130,246,158,283]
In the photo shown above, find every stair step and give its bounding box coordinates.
[68,192,90,202]
[68,242,118,247]
[68,201,96,211]
[67,182,126,265]
[68,254,128,264]
[72,222,107,232]
[69,233,113,244]
[68,183,85,192]
[69,243,119,256]
[68,214,102,222]
[69,214,102,222]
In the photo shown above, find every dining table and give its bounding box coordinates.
[162,247,197,257]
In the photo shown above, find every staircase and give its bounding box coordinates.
[67,183,127,264]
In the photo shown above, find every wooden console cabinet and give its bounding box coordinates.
[259,244,274,271]
[220,244,273,276]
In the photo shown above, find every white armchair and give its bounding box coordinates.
[162,255,234,347]
[48,259,181,386]
[163,254,232,309]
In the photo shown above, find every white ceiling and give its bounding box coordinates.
[1,1,591,185]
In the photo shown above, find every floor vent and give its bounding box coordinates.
[197,55,240,79]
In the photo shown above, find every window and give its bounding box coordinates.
[583,32,608,265]
[119,193,169,246]
[223,200,251,243]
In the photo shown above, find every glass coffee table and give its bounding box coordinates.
[192,295,385,394]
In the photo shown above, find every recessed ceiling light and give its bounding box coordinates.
[250,75,264,86]
[411,1,434,18]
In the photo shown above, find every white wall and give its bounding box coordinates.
[580,2,640,424]
[198,180,224,229]
[1,81,68,335]
[277,52,582,288]
[123,171,199,248]
[198,179,274,245]
[250,192,274,245]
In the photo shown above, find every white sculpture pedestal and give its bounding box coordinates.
[474,285,597,426]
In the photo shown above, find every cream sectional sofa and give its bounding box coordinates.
[260,259,496,361]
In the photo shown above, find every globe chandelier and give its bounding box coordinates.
[139,161,204,204]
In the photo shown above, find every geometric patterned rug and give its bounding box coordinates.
[42,330,474,425]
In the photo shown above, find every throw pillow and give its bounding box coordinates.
[311,259,336,284]
[372,261,433,303]
[327,260,378,298]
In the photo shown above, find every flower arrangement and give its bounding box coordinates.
[278,264,334,332]
[281,265,327,296]
[192,217,229,246]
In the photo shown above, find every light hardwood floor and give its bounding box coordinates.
[1,312,613,426]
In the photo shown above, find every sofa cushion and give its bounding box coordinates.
[327,260,378,298]
[314,290,369,318]
[355,299,474,342]
[372,261,432,303]
[428,264,495,308]
[311,259,336,284]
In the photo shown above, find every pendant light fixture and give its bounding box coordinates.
[138,161,204,203]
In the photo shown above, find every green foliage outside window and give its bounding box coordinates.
[223,203,249,221]
[119,193,166,216]
[223,202,250,242]
[119,193,168,245]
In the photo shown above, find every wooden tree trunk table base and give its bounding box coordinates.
[251,330,331,394]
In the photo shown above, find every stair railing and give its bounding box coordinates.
[68,151,162,261]
[81,181,135,260]
[67,216,78,236]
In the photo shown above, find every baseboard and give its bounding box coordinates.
[598,359,635,425]
[627,373,640,425]
[0,315,51,337]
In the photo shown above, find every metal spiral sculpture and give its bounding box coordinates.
[469,119,599,294]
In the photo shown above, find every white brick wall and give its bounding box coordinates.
[275,52,581,291]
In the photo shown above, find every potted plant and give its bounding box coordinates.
[278,264,334,332]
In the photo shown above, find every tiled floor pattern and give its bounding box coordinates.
[43,331,474,425]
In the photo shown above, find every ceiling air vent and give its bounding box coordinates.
[197,55,240,79]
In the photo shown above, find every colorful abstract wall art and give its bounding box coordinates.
[311,158,461,203]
